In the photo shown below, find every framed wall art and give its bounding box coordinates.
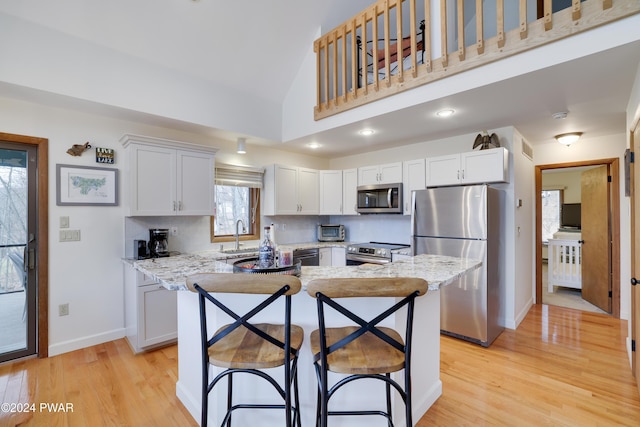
[56,164,119,206]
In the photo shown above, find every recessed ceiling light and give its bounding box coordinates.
[359,129,375,136]
[307,142,321,149]
[436,109,455,118]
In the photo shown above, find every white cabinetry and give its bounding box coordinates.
[121,134,217,216]
[402,159,426,215]
[342,168,358,215]
[319,247,332,266]
[320,170,343,215]
[264,165,319,215]
[331,247,346,266]
[124,264,177,353]
[358,162,403,185]
[425,147,508,187]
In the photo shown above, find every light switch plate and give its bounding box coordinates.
[60,216,69,228]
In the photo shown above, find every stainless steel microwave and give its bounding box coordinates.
[356,183,403,214]
[317,224,345,242]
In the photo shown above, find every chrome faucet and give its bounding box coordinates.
[235,219,246,250]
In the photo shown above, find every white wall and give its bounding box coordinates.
[542,169,583,203]
[0,12,282,143]
[0,95,328,356]
[534,134,630,321]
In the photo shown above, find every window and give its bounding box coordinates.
[210,164,264,243]
[541,189,562,243]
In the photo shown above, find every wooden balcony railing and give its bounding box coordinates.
[313,0,640,120]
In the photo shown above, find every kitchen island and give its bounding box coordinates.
[132,253,481,427]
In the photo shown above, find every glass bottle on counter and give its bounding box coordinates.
[259,226,275,268]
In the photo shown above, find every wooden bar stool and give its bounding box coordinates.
[306,277,428,427]
[186,273,304,427]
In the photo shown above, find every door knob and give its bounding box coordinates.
[578,240,585,244]
[632,277,639,286]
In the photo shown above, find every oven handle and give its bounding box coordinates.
[345,254,390,264]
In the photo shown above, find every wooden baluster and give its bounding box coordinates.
[331,32,338,105]
[383,1,391,87]
[440,0,448,68]
[396,0,404,82]
[497,0,505,48]
[341,26,347,102]
[409,0,417,77]
[314,40,321,112]
[457,0,465,61]
[351,19,358,99]
[423,0,432,72]
[372,5,379,90]
[544,0,553,31]
[322,40,329,110]
[362,13,369,94]
[572,0,582,20]
[519,0,528,39]
[476,0,484,55]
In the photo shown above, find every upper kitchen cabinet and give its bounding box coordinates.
[426,147,508,187]
[263,164,319,215]
[358,162,402,185]
[320,170,343,215]
[342,168,358,215]
[121,134,218,216]
[403,159,426,215]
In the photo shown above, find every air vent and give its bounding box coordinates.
[522,139,534,161]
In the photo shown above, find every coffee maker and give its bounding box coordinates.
[148,229,169,258]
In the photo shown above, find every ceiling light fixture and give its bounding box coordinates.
[436,109,455,118]
[236,137,246,154]
[359,129,375,136]
[554,132,582,146]
[307,142,321,149]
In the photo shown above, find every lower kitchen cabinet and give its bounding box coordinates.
[124,264,177,353]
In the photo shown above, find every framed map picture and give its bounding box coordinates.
[56,164,119,206]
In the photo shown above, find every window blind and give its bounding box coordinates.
[215,163,264,188]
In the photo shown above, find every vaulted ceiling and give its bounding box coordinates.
[1,1,639,157]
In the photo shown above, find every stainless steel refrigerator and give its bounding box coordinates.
[411,184,504,347]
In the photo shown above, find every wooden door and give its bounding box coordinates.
[631,121,640,390]
[581,165,611,312]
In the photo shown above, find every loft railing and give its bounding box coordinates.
[313,0,640,120]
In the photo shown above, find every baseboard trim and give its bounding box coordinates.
[48,328,125,357]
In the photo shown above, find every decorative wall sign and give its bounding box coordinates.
[95,147,115,164]
[56,164,119,206]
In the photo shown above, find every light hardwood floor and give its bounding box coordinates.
[1,304,639,426]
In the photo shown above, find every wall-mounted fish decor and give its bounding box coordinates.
[67,142,92,156]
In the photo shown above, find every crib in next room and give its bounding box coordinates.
[547,239,582,293]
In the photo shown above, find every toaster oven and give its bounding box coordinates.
[317,224,345,242]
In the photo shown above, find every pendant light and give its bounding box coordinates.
[236,137,246,154]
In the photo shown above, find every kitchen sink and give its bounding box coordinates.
[221,247,259,255]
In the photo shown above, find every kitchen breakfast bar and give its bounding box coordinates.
[132,253,481,427]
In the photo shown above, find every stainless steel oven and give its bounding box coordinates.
[345,242,410,265]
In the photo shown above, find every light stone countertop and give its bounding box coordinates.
[131,252,481,292]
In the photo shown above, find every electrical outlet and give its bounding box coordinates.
[170,227,178,236]
[59,303,69,316]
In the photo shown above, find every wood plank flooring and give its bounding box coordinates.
[418,304,640,426]
[1,304,639,426]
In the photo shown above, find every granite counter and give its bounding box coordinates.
[127,253,480,426]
